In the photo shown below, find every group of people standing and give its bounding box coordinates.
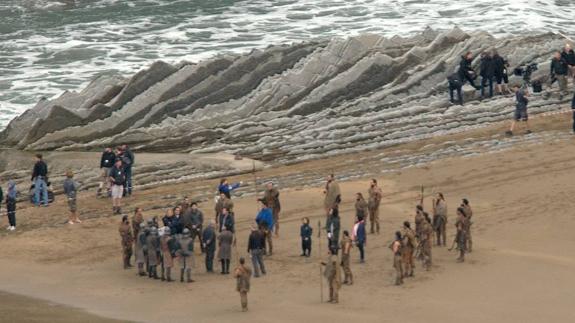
[98,144,135,214]
[118,179,281,312]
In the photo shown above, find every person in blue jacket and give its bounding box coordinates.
[353,215,366,263]
[300,217,313,257]
[255,199,274,255]
[218,178,242,199]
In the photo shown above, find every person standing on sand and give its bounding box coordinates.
[461,199,473,252]
[340,230,353,285]
[247,225,266,277]
[326,207,341,255]
[160,227,176,282]
[390,231,404,286]
[63,170,81,225]
[323,174,341,217]
[218,225,233,275]
[146,227,160,279]
[175,228,195,283]
[98,147,115,198]
[5,181,17,231]
[300,217,313,257]
[218,207,235,234]
[367,179,383,234]
[321,253,341,304]
[432,193,447,246]
[420,218,433,271]
[31,153,49,207]
[203,221,217,273]
[354,193,368,227]
[414,205,424,238]
[234,257,252,312]
[263,182,281,237]
[401,221,416,278]
[109,159,126,215]
[135,222,147,276]
[215,192,234,225]
[455,208,468,263]
[186,202,204,253]
[352,216,366,263]
[255,199,274,256]
[119,215,134,269]
[218,178,242,199]
[132,207,144,243]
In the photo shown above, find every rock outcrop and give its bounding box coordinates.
[1,28,572,163]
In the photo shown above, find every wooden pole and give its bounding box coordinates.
[318,219,323,303]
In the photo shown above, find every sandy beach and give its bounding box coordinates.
[0,113,574,322]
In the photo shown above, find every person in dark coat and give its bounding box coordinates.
[458,51,480,90]
[479,51,495,98]
[255,199,274,255]
[172,206,183,234]
[550,51,569,97]
[353,216,366,263]
[247,225,266,277]
[492,50,510,94]
[561,44,575,79]
[108,159,125,214]
[217,226,234,274]
[300,217,313,257]
[218,207,235,233]
[5,181,17,231]
[120,144,135,196]
[202,221,217,273]
[162,208,177,233]
[326,207,341,255]
[98,147,115,197]
[447,72,463,105]
[31,153,49,207]
[184,202,204,252]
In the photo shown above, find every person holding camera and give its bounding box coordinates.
[506,85,531,136]
[550,51,569,98]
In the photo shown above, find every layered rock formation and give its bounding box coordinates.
[1,28,572,163]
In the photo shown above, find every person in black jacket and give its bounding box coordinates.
[202,221,217,273]
[248,225,266,277]
[218,207,235,233]
[447,72,463,105]
[326,207,341,255]
[561,44,575,79]
[31,154,49,207]
[506,86,531,136]
[458,51,480,90]
[108,159,126,214]
[300,217,313,257]
[479,51,495,99]
[550,51,569,97]
[120,144,135,196]
[98,147,115,198]
[492,50,511,95]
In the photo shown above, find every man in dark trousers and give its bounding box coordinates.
[202,221,217,273]
[506,86,531,136]
[479,51,495,99]
[551,51,569,99]
[98,147,115,197]
[120,144,135,196]
[31,154,49,207]
[186,202,204,252]
[459,51,480,90]
[218,207,235,234]
[572,91,575,133]
[247,225,266,277]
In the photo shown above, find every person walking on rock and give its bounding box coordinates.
[340,230,353,285]
[5,181,17,231]
[119,215,133,269]
[98,147,115,198]
[323,174,341,217]
[234,257,252,312]
[300,217,313,257]
[263,182,281,237]
[109,159,126,214]
[63,170,81,224]
[31,154,49,207]
[321,253,341,304]
[390,231,404,286]
[218,225,233,275]
[203,221,217,273]
[367,179,383,234]
[247,225,266,277]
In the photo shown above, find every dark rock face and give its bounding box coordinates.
[1,28,570,162]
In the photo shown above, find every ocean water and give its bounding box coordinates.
[1,0,574,129]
